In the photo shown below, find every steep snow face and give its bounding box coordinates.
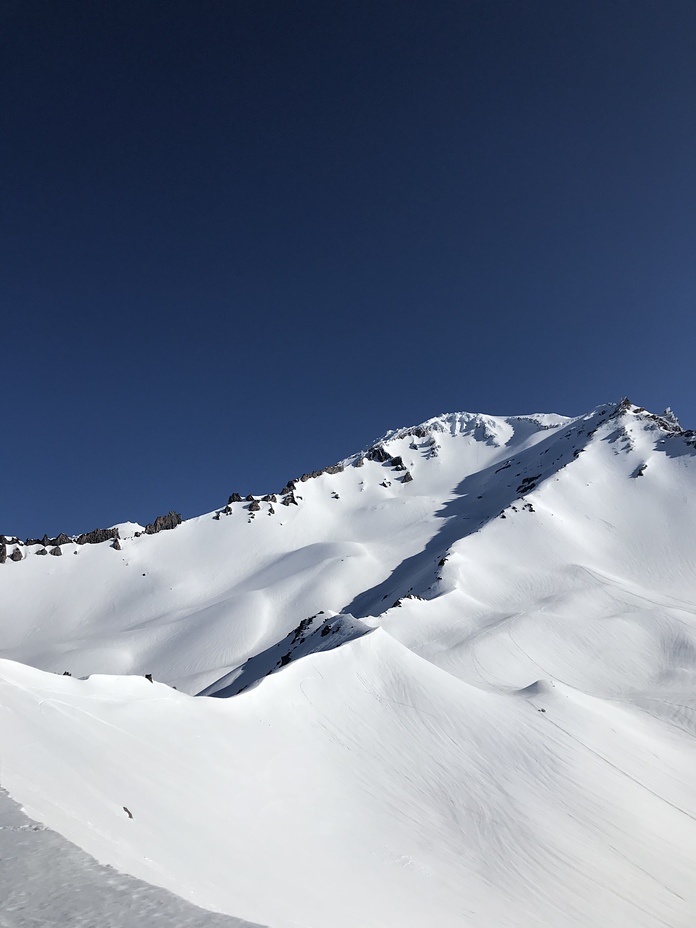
[2,399,696,928]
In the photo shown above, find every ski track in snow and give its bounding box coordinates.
[2,401,696,927]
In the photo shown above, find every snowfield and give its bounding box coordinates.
[2,400,696,927]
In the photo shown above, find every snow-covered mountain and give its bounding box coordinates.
[2,399,696,927]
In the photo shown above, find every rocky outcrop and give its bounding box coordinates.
[76,527,120,546]
[112,537,122,550]
[10,547,23,562]
[144,511,182,535]
[49,534,71,546]
[25,534,49,547]
[0,542,6,564]
[402,471,413,483]
[35,548,48,555]
[279,480,297,496]
[281,493,298,507]
[228,493,243,503]
[49,546,62,557]
[248,500,261,511]
[366,444,392,463]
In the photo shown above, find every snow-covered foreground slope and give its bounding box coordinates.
[2,399,696,926]
[0,789,262,928]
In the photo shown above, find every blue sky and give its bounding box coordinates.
[4,0,695,537]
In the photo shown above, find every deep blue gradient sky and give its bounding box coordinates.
[4,0,695,537]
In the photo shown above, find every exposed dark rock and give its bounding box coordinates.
[402,471,413,483]
[279,652,291,667]
[63,671,71,676]
[320,624,331,636]
[76,527,119,546]
[0,542,5,564]
[213,512,221,520]
[438,557,448,567]
[144,511,182,535]
[50,534,71,546]
[112,538,122,550]
[279,480,297,495]
[49,546,62,556]
[10,547,23,562]
[661,407,681,429]
[135,531,142,537]
[366,444,392,463]
[323,464,344,475]
[632,463,648,478]
[391,455,404,468]
[281,493,298,506]
[261,494,273,502]
[268,505,275,514]
[245,494,255,502]
[516,475,540,494]
[291,617,313,644]
[249,500,261,511]
[36,548,48,556]
[223,505,232,515]
[354,456,365,468]
[145,673,153,683]
[228,493,243,503]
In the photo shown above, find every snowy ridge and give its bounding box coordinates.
[2,399,696,927]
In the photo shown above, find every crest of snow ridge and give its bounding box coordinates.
[1,399,692,563]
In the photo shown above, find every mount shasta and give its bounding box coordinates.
[2,398,696,928]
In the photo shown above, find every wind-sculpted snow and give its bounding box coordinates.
[2,399,696,927]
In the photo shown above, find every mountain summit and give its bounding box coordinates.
[2,399,696,927]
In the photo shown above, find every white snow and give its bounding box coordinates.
[2,400,696,926]
[0,789,262,927]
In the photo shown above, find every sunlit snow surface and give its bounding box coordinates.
[0,790,262,927]
[2,401,696,927]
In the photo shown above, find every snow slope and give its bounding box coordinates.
[0,789,262,928]
[2,399,696,927]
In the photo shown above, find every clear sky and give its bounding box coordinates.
[4,0,695,537]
